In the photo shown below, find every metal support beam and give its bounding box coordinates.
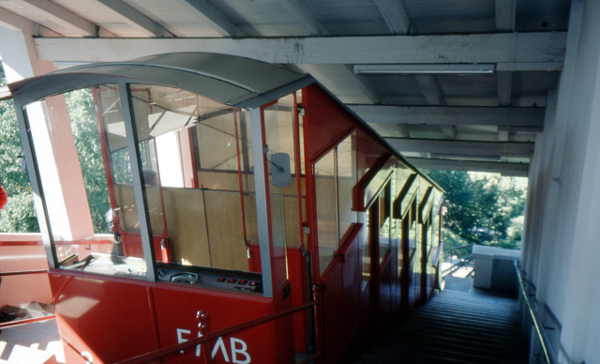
[349,105,544,131]
[183,0,243,37]
[385,137,534,158]
[95,0,172,37]
[373,0,410,34]
[407,157,529,177]
[34,32,567,68]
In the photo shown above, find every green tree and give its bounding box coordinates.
[0,66,109,233]
[427,170,526,256]
[0,67,39,232]
[65,89,110,233]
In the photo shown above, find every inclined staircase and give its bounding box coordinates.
[352,289,528,364]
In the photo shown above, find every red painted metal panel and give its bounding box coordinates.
[0,241,52,306]
[287,247,309,353]
[151,283,293,364]
[49,272,160,364]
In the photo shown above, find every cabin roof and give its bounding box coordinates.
[8,52,312,108]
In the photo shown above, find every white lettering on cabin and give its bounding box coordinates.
[230,338,251,364]
[211,337,230,362]
[176,328,252,363]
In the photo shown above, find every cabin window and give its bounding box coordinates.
[315,133,357,274]
[378,182,392,263]
[126,84,264,291]
[26,85,148,278]
[337,134,357,239]
[315,149,337,273]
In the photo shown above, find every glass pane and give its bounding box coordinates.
[337,134,356,239]
[27,85,147,278]
[264,96,303,252]
[379,183,391,262]
[315,149,337,273]
[129,84,262,292]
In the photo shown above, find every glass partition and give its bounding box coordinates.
[315,149,337,273]
[127,84,267,292]
[25,85,148,278]
[315,133,357,274]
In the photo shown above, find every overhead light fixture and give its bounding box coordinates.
[353,64,496,75]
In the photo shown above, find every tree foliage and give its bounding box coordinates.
[0,66,109,233]
[427,170,526,256]
[0,68,39,232]
[64,89,110,233]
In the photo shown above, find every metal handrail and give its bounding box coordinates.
[114,302,316,364]
[514,261,553,364]
[441,255,473,278]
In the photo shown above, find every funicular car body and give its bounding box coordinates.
[6,53,444,364]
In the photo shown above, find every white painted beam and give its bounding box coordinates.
[0,6,35,33]
[277,0,381,104]
[414,74,455,138]
[280,0,328,35]
[1,0,96,36]
[497,71,513,106]
[407,157,529,176]
[182,0,243,37]
[495,0,516,32]
[373,0,410,34]
[34,32,567,67]
[495,0,516,107]
[386,138,534,157]
[95,0,172,37]
[301,64,379,104]
[414,75,445,105]
[349,105,544,130]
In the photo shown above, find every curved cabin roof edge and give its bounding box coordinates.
[7,51,443,192]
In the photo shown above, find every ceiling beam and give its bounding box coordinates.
[280,0,380,104]
[407,157,529,177]
[495,0,516,107]
[414,75,445,105]
[7,0,96,36]
[413,75,456,138]
[301,64,379,104]
[0,6,35,33]
[495,0,516,31]
[34,32,567,67]
[385,138,534,158]
[372,0,410,34]
[280,0,328,35]
[95,0,172,37]
[182,0,243,37]
[349,105,544,131]
[497,71,513,106]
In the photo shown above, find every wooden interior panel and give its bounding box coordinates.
[162,188,211,267]
[114,184,164,234]
[203,190,248,272]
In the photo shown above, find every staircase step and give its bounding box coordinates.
[350,289,528,364]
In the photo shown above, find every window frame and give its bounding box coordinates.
[15,82,277,297]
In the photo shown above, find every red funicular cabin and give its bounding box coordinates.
[7,53,444,364]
